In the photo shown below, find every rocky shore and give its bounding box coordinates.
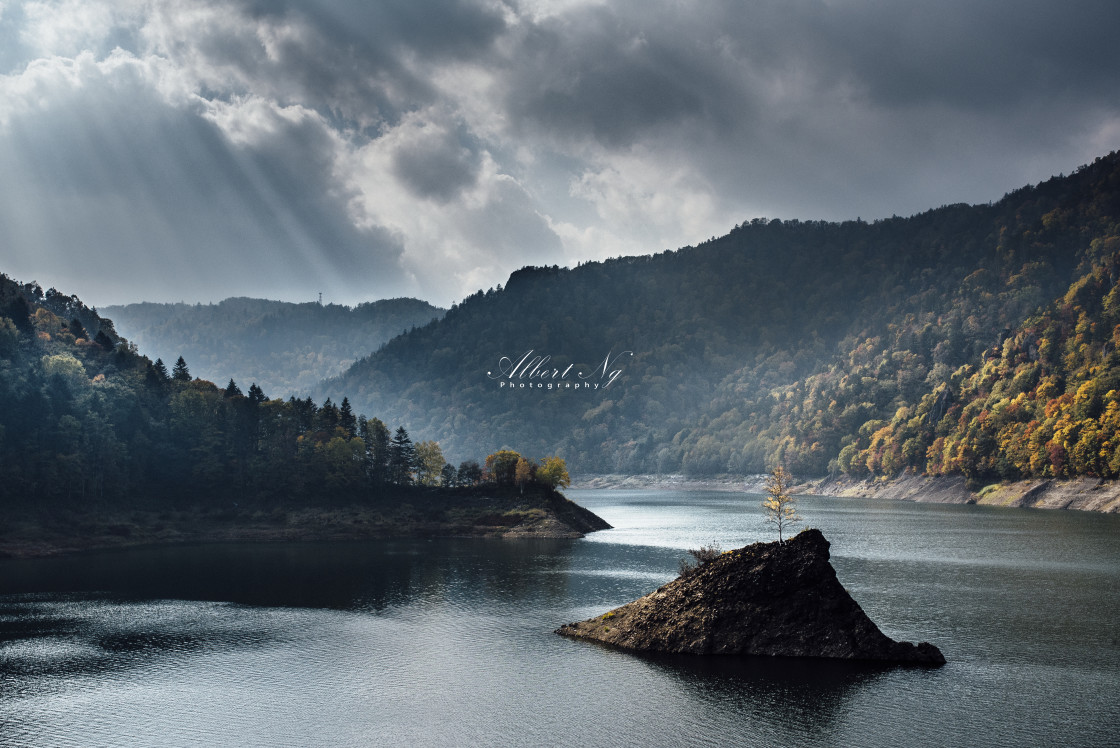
[557,528,945,665]
[802,474,1120,512]
[572,473,1120,513]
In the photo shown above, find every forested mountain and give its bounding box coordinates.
[324,152,1120,485]
[0,276,505,511]
[103,297,443,397]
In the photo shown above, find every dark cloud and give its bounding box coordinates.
[834,0,1120,110]
[248,0,507,60]
[499,0,1119,217]
[503,0,1120,127]
[391,124,481,202]
[505,10,714,147]
[0,0,1117,307]
[226,0,507,130]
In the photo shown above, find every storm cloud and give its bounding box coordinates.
[1,0,1117,307]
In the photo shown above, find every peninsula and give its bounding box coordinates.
[0,486,611,559]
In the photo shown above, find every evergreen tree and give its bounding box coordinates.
[152,358,170,382]
[224,379,243,398]
[247,383,266,406]
[318,397,340,432]
[359,416,391,484]
[388,426,417,485]
[339,396,357,437]
[94,330,115,350]
[171,356,190,382]
[440,462,457,487]
[457,460,482,486]
[0,290,32,332]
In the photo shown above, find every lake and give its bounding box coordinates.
[2,491,1118,747]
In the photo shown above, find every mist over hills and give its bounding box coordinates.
[322,152,1120,483]
[103,297,444,398]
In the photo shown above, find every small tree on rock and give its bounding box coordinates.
[762,465,801,543]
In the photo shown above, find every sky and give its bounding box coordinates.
[1,0,1118,309]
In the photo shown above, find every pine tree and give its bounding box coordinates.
[224,379,243,398]
[171,356,190,382]
[152,358,170,382]
[440,463,458,487]
[388,426,416,485]
[339,396,357,437]
[94,330,115,351]
[247,383,266,406]
[359,416,391,484]
[318,397,340,431]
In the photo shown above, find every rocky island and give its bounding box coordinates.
[557,528,945,665]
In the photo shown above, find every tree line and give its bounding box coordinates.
[0,275,567,511]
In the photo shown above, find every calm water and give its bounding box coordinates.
[1,491,1118,748]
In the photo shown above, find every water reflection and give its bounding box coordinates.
[640,650,893,734]
[0,537,579,612]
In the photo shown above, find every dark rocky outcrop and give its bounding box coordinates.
[557,528,945,665]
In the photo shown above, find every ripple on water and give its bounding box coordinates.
[1,494,1118,748]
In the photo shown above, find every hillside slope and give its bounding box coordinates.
[325,152,1120,484]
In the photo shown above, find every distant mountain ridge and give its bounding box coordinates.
[323,151,1120,486]
[104,296,443,398]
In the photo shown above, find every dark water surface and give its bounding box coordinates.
[1,491,1118,747]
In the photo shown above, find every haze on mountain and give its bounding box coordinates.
[104,297,443,397]
[323,151,1120,486]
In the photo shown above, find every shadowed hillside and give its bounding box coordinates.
[324,152,1120,485]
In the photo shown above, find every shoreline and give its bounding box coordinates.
[0,491,611,559]
[571,473,1120,513]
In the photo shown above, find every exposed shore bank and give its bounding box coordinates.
[571,473,1120,513]
[0,489,611,559]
